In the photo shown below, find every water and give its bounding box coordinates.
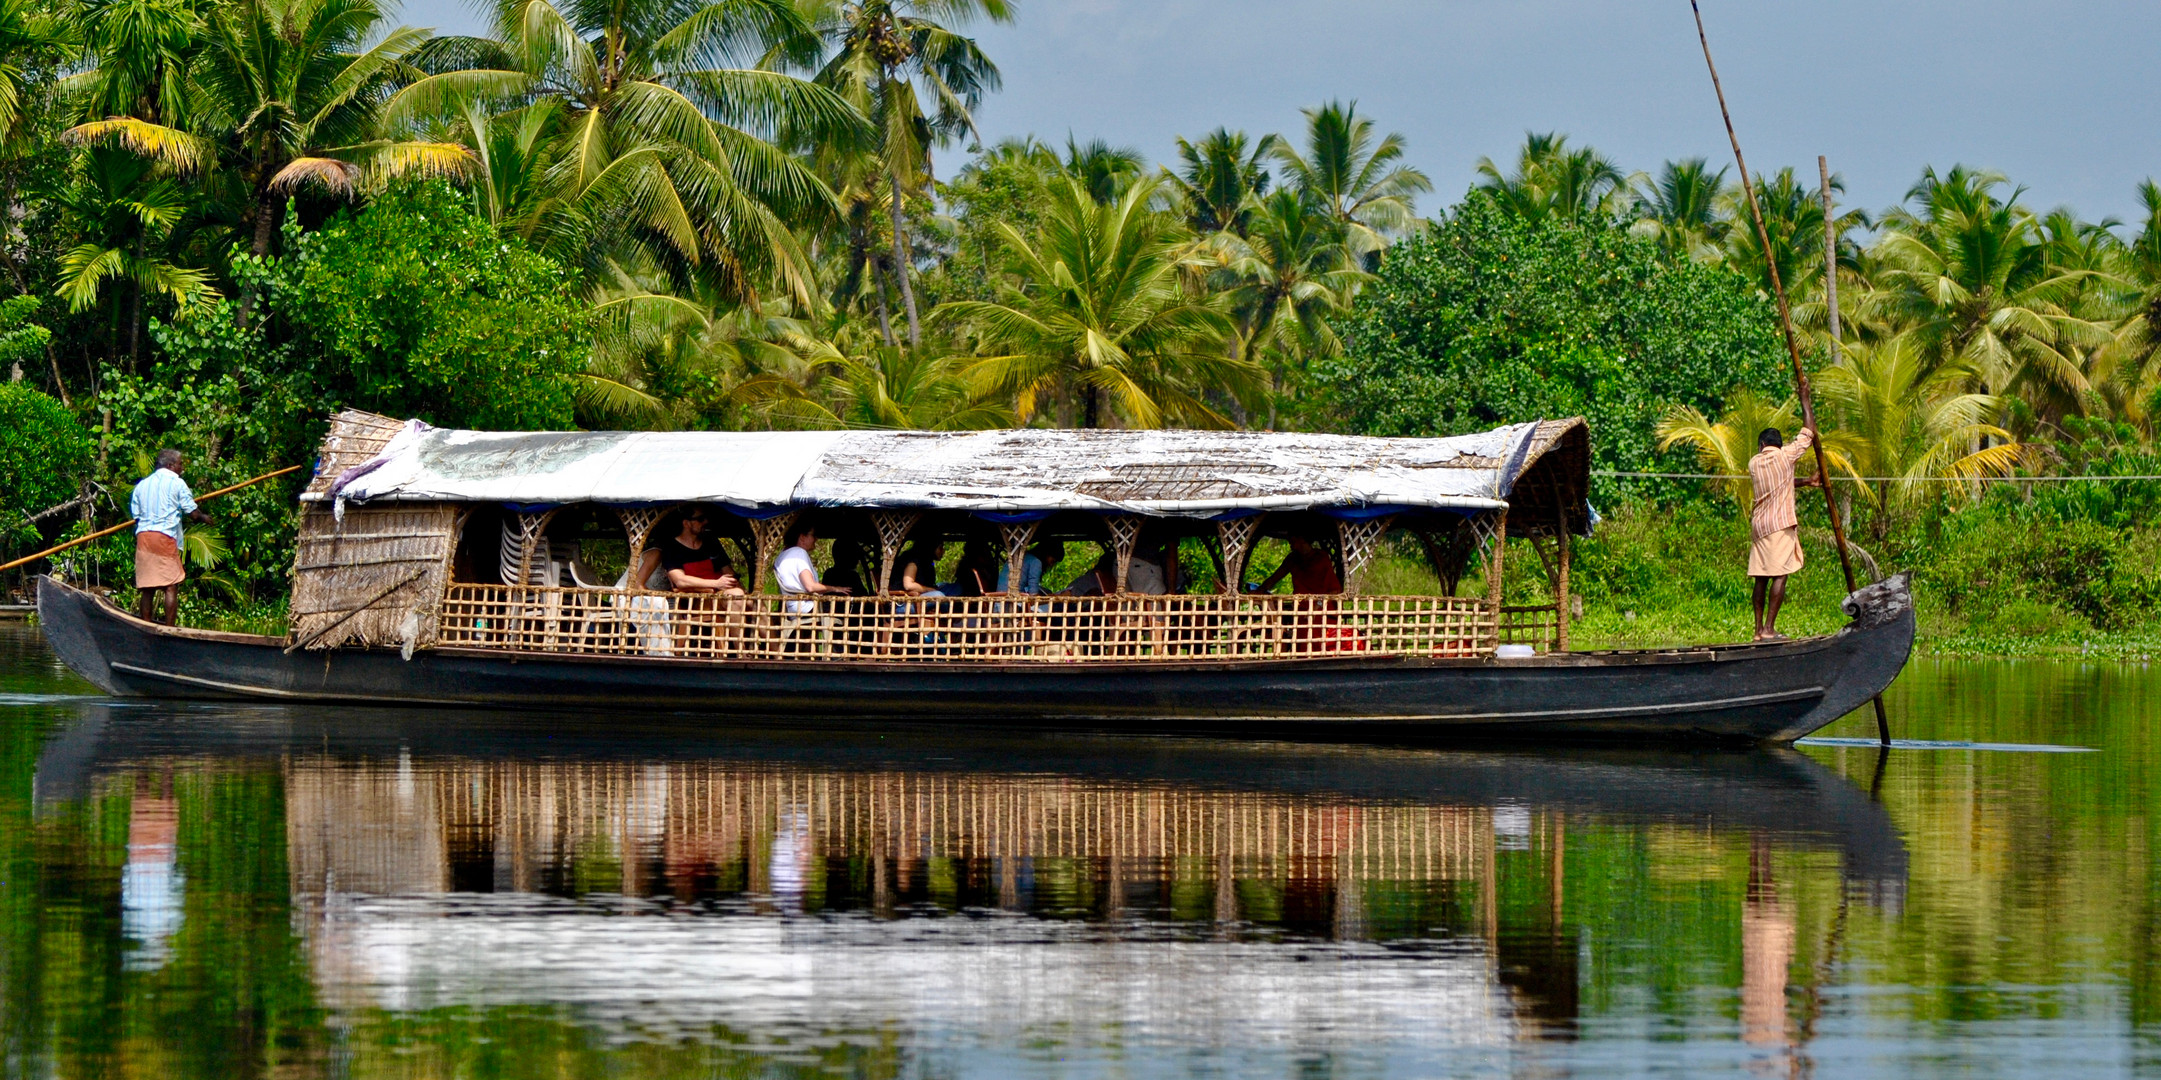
[3,623,2159,1078]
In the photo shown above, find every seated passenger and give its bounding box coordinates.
[1251,534,1342,595]
[954,540,1001,597]
[1061,552,1114,596]
[775,522,852,613]
[996,539,1061,595]
[823,538,871,595]
[890,540,945,598]
[656,510,744,594]
[630,546,664,589]
[1125,536,1175,595]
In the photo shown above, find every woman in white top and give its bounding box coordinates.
[774,522,852,613]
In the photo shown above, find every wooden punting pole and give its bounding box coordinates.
[1687,1,1890,745]
[1,463,307,573]
[1822,155,1894,746]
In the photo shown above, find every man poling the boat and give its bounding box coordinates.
[1748,426,1822,642]
[130,448,209,626]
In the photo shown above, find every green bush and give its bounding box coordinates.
[0,383,93,545]
[1321,191,1789,501]
[286,181,590,430]
[1919,496,2161,632]
[2025,417,2161,528]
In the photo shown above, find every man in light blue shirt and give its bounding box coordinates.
[994,539,1063,595]
[130,448,208,624]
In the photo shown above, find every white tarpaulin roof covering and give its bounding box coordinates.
[316,420,1578,518]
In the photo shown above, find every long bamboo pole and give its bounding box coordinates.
[0,463,308,573]
[1821,155,1894,747]
[1687,0,1860,598]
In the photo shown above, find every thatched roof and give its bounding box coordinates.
[306,411,1590,528]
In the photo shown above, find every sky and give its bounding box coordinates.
[399,0,2161,227]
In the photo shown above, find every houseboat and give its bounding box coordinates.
[35,409,1914,741]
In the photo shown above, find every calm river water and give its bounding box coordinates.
[4,623,2159,1078]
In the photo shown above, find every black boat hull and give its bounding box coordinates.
[35,574,1914,742]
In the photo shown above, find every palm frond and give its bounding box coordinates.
[269,156,362,196]
[63,118,215,174]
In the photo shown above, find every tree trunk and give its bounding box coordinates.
[238,188,280,326]
[1266,353,1284,431]
[837,227,870,308]
[1083,385,1101,428]
[888,169,921,348]
[870,258,897,348]
[45,342,69,406]
[128,273,142,374]
[107,290,121,373]
[253,190,280,255]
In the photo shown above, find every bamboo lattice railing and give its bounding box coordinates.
[1499,603,1563,648]
[436,584,1502,662]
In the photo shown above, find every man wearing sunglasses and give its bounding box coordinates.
[656,510,743,595]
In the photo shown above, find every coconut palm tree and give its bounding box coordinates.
[936,176,1258,429]
[1720,167,1863,314]
[582,269,839,427]
[1219,187,1367,425]
[1654,387,1810,511]
[810,0,1008,346]
[0,0,73,142]
[70,0,471,257]
[1630,157,1728,264]
[1061,136,1143,204]
[737,340,1009,429]
[817,144,904,344]
[390,0,865,305]
[67,0,193,128]
[1166,127,1274,235]
[52,148,219,367]
[2028,207,2136,420]
[452,99,564,239]
[1475,131,1629,225]
[2096,180,2161,428]
[1271,100,1430,258]
[1866,166,2117,413]
[1813,337,2027,540]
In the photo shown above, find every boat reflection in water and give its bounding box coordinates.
[34,704,1907,1068]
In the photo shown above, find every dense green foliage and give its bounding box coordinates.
[1324,193,1788,476]
[285,183,589,431]
[0,296,52,380]
[0,383,92,543]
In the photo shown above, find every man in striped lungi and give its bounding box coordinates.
[1748,426,1820,641]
